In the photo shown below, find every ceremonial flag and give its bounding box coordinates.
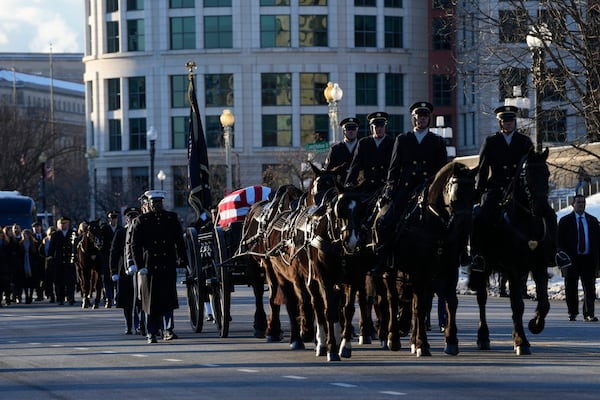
[187,70,212,219]
[217,186,272,228]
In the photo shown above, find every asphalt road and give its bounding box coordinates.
[1,284,599,400]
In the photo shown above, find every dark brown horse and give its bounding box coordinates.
[76,220,103,309]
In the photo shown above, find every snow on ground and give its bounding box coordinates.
[456,192,600,302]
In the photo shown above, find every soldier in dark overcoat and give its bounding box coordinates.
[100,210,121,308]
[323,117,360,182]
[345,111,394,193]
[385,101,447,212]
[47,217,77,305]
[130,190,186,343]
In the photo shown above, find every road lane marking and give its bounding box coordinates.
[164,358,183,362]
[238,368,259,373]
[330,383,357,388]
[379,391,407,396]
[283,375,307,380]
[131,354,148,357]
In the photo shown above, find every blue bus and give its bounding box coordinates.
[0,191,36,229]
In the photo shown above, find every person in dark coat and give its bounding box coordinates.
[557,194,600,322]
[130,190,186,343]
[323,117,360,182]
[100,210,121,308]
[47,217,78,306]
[110,206,145,334]
[384,101,448,212]
[345,111,394,193]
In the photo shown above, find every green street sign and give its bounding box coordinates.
[305,141,330,153]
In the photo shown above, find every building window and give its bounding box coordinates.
[300,114,328,146]
[262,115,292,147]
[355,15,376,47]
[261,73,292,106]
[128,76,146,109]
[206,115,225,148]
[129,118,147,150]
[172,166,187,207]
[384,0,402,7]
[300,73,328,105]
[542,108,567,143]
[542,68,566,102]
[432,75,452,106]
[170,17,196,50]
[127,0,143,10]
[108,119,122,151]
[385,73,403,106]
[106,0,118,12]
[299,15,328,47]
[384,16,402,48]
[355,0,376,7]
[386,114,404,137]
[107,78,121,111]
[260,15,290,48]
[131,167,149,195]
[356,73,377,106]
[432,17,451,50]
[170,75,189,108]
[205,74,233,107]
[432,0,450,8]
[204,0,232,6]
[498,67,528,102]
[170,0,194,8]
[204,16,233,49]
[171,116,189,149]
[106,21,119,53]
[108,168,123,197]
[299,0,326,4]
[499,9,528,43]
[127,19,144,51]
[87,81,93,113]
[260,0,289,4]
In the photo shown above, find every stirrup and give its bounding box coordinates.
[555,251,572,270]
[470,255,485,272]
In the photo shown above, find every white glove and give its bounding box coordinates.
[111,274,119,282]
[138,268,148,275]
[127,265,137,276]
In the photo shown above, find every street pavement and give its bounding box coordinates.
[1,284,599,400]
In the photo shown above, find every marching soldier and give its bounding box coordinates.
[130,190,186,343]
[323,117,360,182]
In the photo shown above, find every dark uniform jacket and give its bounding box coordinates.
[323,141,357,182]
[100,223,120,269]
[558,211,600,274]
[47,229,76,268]
[109,225,135,309]
[386,130,447,193]
[476,131,533,194]
[345,135,394,192]
[130,209,186,315]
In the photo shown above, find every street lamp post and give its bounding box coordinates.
[323,82,343,142]
[86,146,97,220]
[220,109,235,194]
[38,152,48,227]
[527,24,552,153]
[157,169,166,191]
[147,126,158,190]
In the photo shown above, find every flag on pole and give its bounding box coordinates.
[187,65,212,220]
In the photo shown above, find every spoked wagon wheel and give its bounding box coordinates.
[213,227,231,338]
[184,227,204,333]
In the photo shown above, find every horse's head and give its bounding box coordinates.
[429,162,478,223]
[514,148,550,216]
[308,163,338,207]
[331,185,370,255]
[86,220,104,251]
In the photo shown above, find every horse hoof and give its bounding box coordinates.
[358,335,371,345]
[289,340,305,351]
[327,352,341,362]
[91,304,98,310]
[254,329,266,339]
[388,338,401,352]
[515,345,531,355]
[380,340,389,350]
[410,343,416,354]
[315,345,327,357]
[528,317,545,334]
[477,340,491,350]
[416,347,431,357]
[267,334,284,343]
[444,343,459,356]
[339,347,352,359]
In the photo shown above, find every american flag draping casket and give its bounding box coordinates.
[217,185,272,228]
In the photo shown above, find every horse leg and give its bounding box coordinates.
[77,264,89,308]
[443,280,460,355]
[282,280,304,350]
[357,273,375,344]
[509,274,530,355]
[322,281,341,362]
[383,270,402,351]
[528,265,549,335]
[339,284,357,358]
[413,286,431,357]
[247,263,267,338]
[263,264,283,342]
[476,278,491,350]
[308,281,327,357]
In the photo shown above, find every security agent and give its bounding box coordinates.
[130,190,186,343]
[345,112,395,193]
[384,101,447,211]
[323,117,360,182]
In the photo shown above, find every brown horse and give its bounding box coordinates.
[76,220,103,309]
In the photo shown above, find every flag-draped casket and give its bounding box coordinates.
[217,186,272,228]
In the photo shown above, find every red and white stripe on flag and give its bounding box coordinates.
[217,185,272,228]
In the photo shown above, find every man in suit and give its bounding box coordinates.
[323,117,360,182]
[345,111,394,193]
[47,217,77,306]
[558,194,600,322]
